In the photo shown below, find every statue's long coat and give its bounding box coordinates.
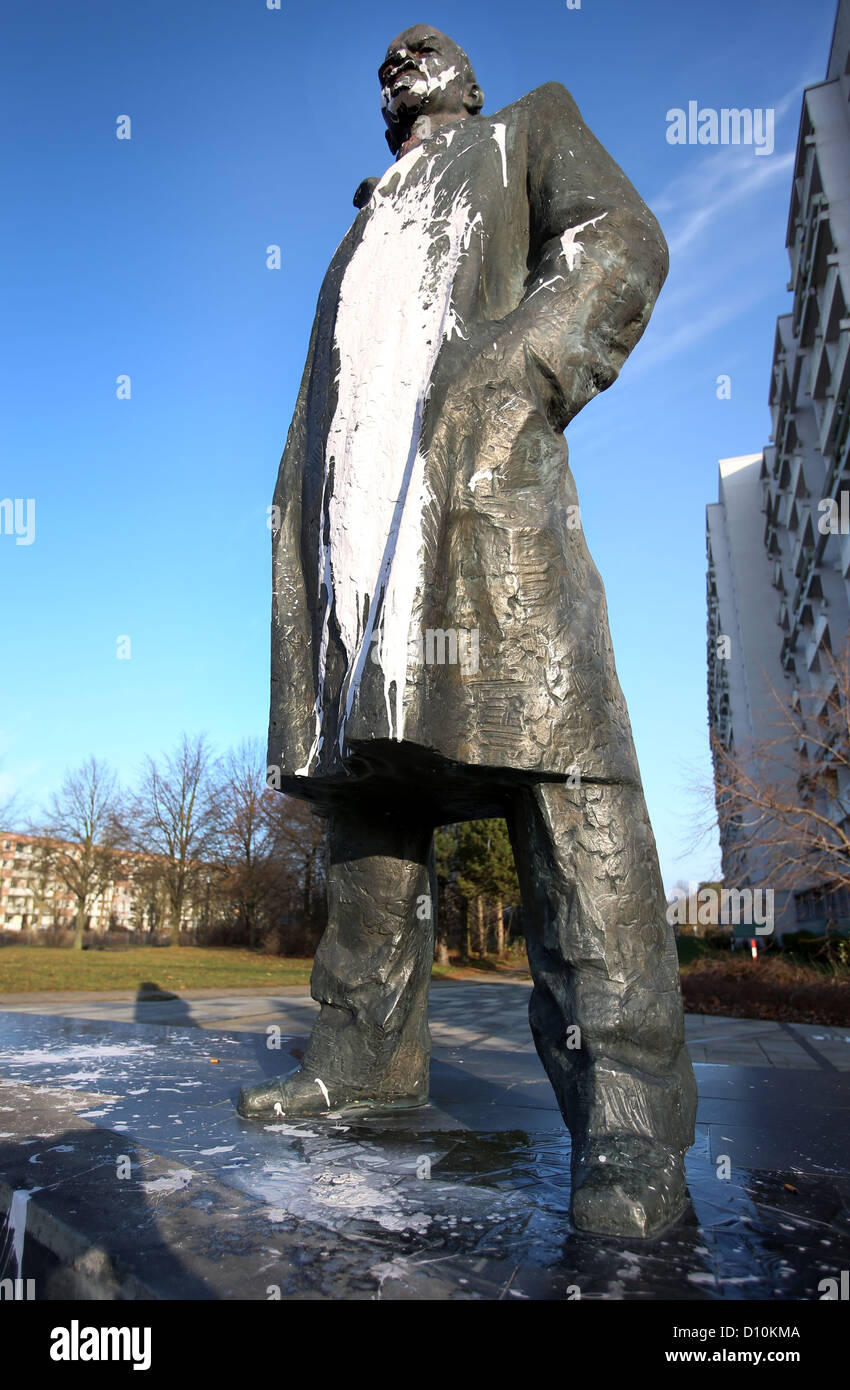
[268,81,668,812]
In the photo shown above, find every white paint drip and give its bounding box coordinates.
[491,122,508,188]
[300,140,481,765]
[525,274,565,303]
[559,211,608,272]
[7,1190,34,1279]
[315,1078,331,1108]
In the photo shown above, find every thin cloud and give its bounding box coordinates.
[650,71,813,257]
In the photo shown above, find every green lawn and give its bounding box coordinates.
[0,946,519,994]
[0,946,315,993]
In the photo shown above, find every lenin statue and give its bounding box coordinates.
[238,24,698,1240]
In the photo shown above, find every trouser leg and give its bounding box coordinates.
[506,778,697,1233]
[238,799,434,1116]
[304,802,435,1099]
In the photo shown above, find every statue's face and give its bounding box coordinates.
[379,25,469,123]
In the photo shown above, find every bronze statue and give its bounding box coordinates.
[238,25,697,1239]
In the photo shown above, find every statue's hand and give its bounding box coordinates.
[435,319,527,397]
[425,324,548,492]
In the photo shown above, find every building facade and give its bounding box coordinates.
[706,455,796,935]
[0,831,201,936]
[706,0,850,935]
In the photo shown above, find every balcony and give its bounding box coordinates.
[804,612,831,671]
[809,332,831,399]
[818,325,850,458]
[822,258,845,339]
[791,532,806,577]
[793,197,831,345]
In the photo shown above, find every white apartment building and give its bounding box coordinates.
[0,831,198,935]
[706,0,850,934]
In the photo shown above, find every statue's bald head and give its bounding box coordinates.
[379,24,484,156]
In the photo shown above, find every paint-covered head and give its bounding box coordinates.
[379,25,484,154]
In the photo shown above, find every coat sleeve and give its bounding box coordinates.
[501,81,668,431]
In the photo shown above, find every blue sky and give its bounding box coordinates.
[0,0,839,890]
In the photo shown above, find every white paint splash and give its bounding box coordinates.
[263,1124,321,1138]
[381,65,460,115]
[140,1168,194,1196]
[468,468,493,493]
[559,211,608,272]
[300,139,482,765]
[315,1078,331,1109]
[0,1044,157,1068]
[254,1164,432,1235]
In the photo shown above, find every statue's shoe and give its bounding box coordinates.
[570,1134,689,1239]
[236,1069,428,1119]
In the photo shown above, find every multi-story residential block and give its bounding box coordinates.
[0,830,202,935]
[706,455,796,935]
[706,0,850,934]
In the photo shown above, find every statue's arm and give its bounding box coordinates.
[497,81,668,431]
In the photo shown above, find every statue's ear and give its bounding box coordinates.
[465,82,484,114]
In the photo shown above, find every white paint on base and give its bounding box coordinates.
[0,1044,157,1068]
[140,1168,194,1196]
[263,1124,321,1138]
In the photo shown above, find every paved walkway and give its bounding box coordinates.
[2,995,849,1300]
[2,980,849,1070]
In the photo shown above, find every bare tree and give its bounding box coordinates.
[263,790,326,939]
[128,853,171,935]
[130,735,219,946]
[708,637,850,903]
[25,834,61,931]
[43,758,127,949]
[215,740,281,947]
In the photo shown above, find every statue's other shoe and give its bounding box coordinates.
[570,1134,689,1239]
[236,1069,428,1119]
